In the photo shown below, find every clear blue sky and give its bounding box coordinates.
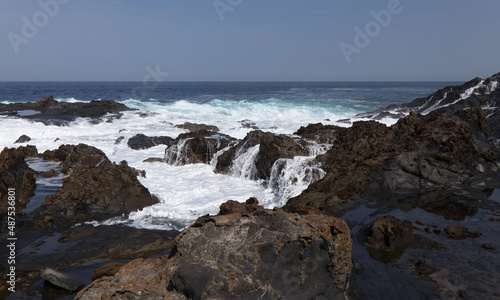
[0,0,498,81]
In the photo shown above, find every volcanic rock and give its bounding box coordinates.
[0,146,37,215]
[445,225,482,240]
[14,134,31,143]
[127,133,173,150]
[32,159,158,226]
[175,122,219,132]
[92,263,126,281]
[0,95,131,125]
[76,199,352,299]
[294,123,341,144]
[285,108,500,215]
[363,215,445,263]
[165,130,236,165]
[215,130,309,180]
[411,259,436,279]
[41,143,110,174]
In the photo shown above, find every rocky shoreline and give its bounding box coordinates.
[1,74,500,299]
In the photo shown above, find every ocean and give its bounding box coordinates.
[0,81,458,230]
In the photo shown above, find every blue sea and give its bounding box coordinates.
[0,81,458,229]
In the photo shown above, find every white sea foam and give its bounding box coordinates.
[0,97,384,230]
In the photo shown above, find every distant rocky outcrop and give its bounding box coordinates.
[127,133,173,150]
[175,122,219,132]
[215,130,309,180]
[14,134,31,144]
[285,108,500,215]
[359,73,500,141]
[76,199,352,300]
[0,95,131,125]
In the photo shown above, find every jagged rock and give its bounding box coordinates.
[445,225,482,240]
[32,157,158,226]
[114,136,124,144]
[14,134,31,143]
[481,243,496,250]
[76,199,352,300]
[411,259,436,279]
[41,268,84,292]
[215,130,309,180]
[143,157,165,163]
[294,123,340,144]
[285,108,500,215]
[175,122,219,132]
[41,143,110,174]
[363,215,445,263]
[0,146,37,215]
[239,119,259,129]
[165,130,235,165]
[0,95,131,125]
[127,134,173,150]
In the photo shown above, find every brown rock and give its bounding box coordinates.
[76,199,352,300]
[364,215,445,263]
[92,263,126,281]
[411,259,436,279]
[445,225,482,240]
[32,156,158,226]
[41,143,110,174]
[481,243,496,250]
[175,122,219,132]
[40,169,59,178]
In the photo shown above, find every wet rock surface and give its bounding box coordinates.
[0,146,37,216]
[285,108,500,215]
[175,122,219,132]
[215,130,309,180]
[41,143,110,174]
[0,95,131,125]
[14,135,31,144]
[127,133,173,150]
[32,160,158,226]
[76,199,352,299]
[165,130,236,165]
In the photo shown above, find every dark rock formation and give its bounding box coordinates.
[127,133,173,150]
[76,199,352,299]
[445,225,482,240]
[0,146,37,215]
[175,122,219,132]
[359,73,500,141]
[363,215,445,263]
[285,108,500,215]
[0,95,131,125]
[215,130,309,180]
[14,135,31,143]
[32,156,158,226]
[411,259,436,280]
[294,123,341,144]
[41,143,110,174]
[165,130,236,165]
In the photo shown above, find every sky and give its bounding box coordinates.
[0,0,499,82]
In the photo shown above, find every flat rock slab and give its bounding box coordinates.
[41,268,84,292]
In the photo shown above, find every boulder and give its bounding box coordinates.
[165,130,236,165]
[445,225,482,240]
[92,263,126,281]
[32,160,158,226]
[0,146,37,215]
[76,199,352,299]
[175,122,219,132]
[215,130,309,180]
[14,134,31,143]
[41,268,84,292]
[127,134,173,150]
[41,143,110,174]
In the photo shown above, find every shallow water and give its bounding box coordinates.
[343,192,500,299]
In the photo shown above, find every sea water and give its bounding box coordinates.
[0,81,456,230]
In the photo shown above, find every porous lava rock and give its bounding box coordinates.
[76,199,352,300]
